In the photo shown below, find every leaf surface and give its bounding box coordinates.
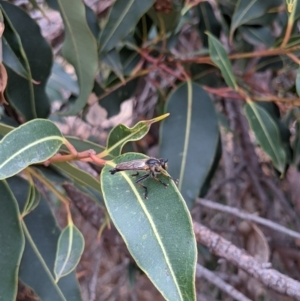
[57,0,98,115]
[54,224,84,281]
[207,33,237,89]
[99,0,155,54]
[0,180,24,301]
[0,119,64,179]
[101,153,197,301]
[244,101,286,173]
[160,81,219,207]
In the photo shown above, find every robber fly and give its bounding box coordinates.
[109,157,177,199]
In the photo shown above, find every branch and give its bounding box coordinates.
[196,264,252,301]
[196,198,300,240]
[193,222,300,300]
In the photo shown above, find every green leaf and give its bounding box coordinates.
[7,176,82,301]
[0,119,64,179]
[102,113,169,158]
[160,81,219,207]
[0,180,24,301]
[23,185,41,216]
[54,224,84,281]
[0,122,14,136]
[293,120,300,165]
[1,1,52,120]
[1,7,30,79]
[101,153,197,301]
[85,4,100,38]
[230,0,281,41]
[240,26,275,47]
[101,49,124,82]
[244,101,286,173]
[99,0,155,54]
[147,2,183,33]
[98,78,138,117]
[47,62,79,97]
[297,66,300,97]
[52,162,100,193]
[207,32,237,89]
[197,1,221,47]
[57,0,98,115]
[2,37,29,80]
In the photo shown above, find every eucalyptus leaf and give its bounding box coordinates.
[57,0,98,115]
[197,1,221,47]
[99,78,138,118]
[101,153,197,301]
[207,32,237,89]
[52,162,101,194]
[0,180,24,301]
[1,1,52,120]
[230,0,281,41]
[7,176,83,301]
[240,26,275,47]
[0,119,64,179]
[99,0,155,54]
[296,65,300,97]
[244,101,286,173]
[101,113,169,158]
[54,224,84,281]
[160,81,219,207]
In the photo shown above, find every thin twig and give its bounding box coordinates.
[196,198,300,240]
[193,222,300,300]
[196,264,252,301]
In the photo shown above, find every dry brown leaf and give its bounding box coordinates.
[0,63,8,105]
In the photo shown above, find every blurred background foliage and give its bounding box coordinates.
[1,0,300,300]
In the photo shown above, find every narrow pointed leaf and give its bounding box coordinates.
[0,180,24,301]
[240,26,275,47]
[98,78,138,118]
[52,162,100,193]
[0,119,64,179]
[1,1,52,120]
[23,185,41,216]
[207,32,237,89]
[296,66,300,97]
[197,1,221,47]
[102,49,124,82]
[1,6,30,78]
[2,37,29,79]
[7,176,83,301]
[101,153,197,301]
[244,101,286,173]
[57,0,98,115]
[230,0,281,41]
[54,224,85,281]
[101,113,169,158]
[160,81,219,207]
[0,122,15,136]
[47,62,79,97]
[99,0,155,54]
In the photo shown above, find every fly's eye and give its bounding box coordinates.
[163,163,168,170]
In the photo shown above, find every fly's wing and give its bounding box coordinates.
[115,159,149,171]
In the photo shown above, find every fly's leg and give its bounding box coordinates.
[151,172,169,188]
[136,173,150,199]
[131,172,139,177]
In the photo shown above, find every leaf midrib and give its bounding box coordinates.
[99,0,135,53]
[0,135,64,170]
[121,172,184,301]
